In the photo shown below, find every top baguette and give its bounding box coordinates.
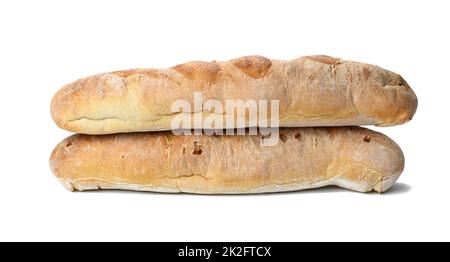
[51,55,417,134]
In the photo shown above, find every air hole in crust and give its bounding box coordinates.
[280,134,288,143]
[66,141,72,147]
[363,135,371,143]
[294,133,302,142]
[193,142,203,155]
[121,155,125,159]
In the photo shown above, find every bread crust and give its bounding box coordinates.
[51,55,417,134]
[50,127,404,193]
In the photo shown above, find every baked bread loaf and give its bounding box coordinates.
[50,127,404,193]
[51,55,417,134]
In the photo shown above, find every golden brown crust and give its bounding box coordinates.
[50,127,404,194]
[229,55,272,79]
[305,55,342,65]
[172,61,222,83]
[51,55,418,134]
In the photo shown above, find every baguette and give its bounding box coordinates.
[50,127,404,193]
[51,55,417,134]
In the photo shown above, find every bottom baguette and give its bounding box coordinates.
[50,127,404,194]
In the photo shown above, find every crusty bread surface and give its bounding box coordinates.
[50,127,404,194]
[51,55,417,134]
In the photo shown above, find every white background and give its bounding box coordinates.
[0,0,448,241]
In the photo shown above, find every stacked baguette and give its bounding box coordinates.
[50,55,417,193]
